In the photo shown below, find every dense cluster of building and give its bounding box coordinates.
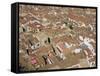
[19,4,96,71]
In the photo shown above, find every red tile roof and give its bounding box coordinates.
[29,22,44,29]
[68,10,87,24]
[56,42,70,54]
[84,48,93,58]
